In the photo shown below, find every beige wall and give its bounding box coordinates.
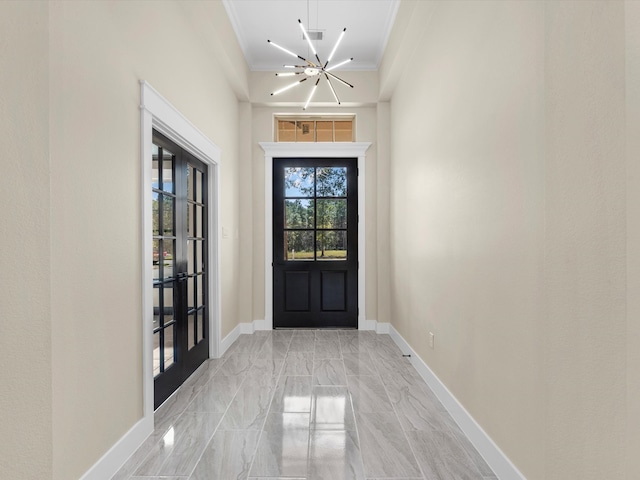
[0,2,52,478]
[47,1,246,478]
[626,1,640,478]
[385,1,633,478]
[543,2,626,477]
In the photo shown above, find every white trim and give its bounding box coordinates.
[79,417,152,480]
[220,323,242,355]
[260,141,371,330]
[82,81,224,480]
[388,325,526,480]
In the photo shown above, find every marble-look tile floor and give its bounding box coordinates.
[112,330,497,480]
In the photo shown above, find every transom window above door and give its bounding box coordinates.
[275,117,354,142]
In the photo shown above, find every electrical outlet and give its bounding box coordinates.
[429,332,435,349]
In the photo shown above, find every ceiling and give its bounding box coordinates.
[222,0,400,71]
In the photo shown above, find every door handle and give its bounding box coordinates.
[176,272,188,281]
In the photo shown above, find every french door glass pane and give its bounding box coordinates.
[163,285,174,324]
[195,205,203,237]
[285,167,315,197]
[187,276,195,310]
[164,324,175,369]
[196,170,203,203]
[153,239,160,280]
[152,146,159,189]
[196,241,202,273]
[161,195,174,235]
[197,310,205,343]
[187,164,194,201]
[162,240,174,279]
[285,230,314,260]
[152,192,160,236]
[316,231,347,260]
[196,275,203,306]
[188,313,196,349]
[153,332,160,376]
[162,158,174,193]
[285,199,314,228]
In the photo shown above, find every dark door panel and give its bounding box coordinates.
[273,158,358,328]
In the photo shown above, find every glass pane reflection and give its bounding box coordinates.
[162,241,174,279]
[162,195,174,235]
[188,313,196,349]
[153,332,160,377]
[314,392,347,429]
[163,324,175,370]
[162,158,173,193]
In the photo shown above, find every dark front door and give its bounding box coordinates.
[153,131,209,409]
[273,158,358,328]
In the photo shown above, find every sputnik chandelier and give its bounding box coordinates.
[268,18,353,109]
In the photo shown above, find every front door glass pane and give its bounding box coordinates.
[317,199,347,229]
[316,231,347,260]
[317,167,347,197]
[285,167,315,197]
[285,231,314,260]
[285,199,314,228]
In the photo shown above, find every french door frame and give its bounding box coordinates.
[141,81,221,420]
[260,141,371,330]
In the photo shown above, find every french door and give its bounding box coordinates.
[152,131,209,409]
[273,158,358,328]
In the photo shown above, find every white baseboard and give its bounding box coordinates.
[360,319,391,333]
[376,322,390,334]
[220,323,242,355]
[361,319,378,330]
[253,319,268,330]
[79,415,153,480]
[388,325,525,480]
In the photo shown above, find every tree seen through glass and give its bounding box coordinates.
[283,167,347,261]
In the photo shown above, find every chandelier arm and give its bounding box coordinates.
[325,58,353,72]
[270,77,308,96]
[325,71,354,89]
[303,78,321,110]
[324,73,341,105]
[327,28,347,65]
